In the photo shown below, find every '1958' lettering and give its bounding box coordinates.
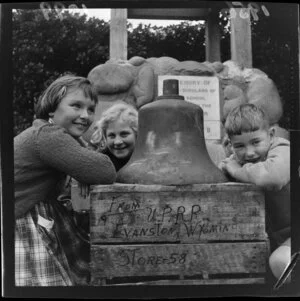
[118,248,188,266]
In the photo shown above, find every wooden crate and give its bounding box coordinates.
[86,183,269,285]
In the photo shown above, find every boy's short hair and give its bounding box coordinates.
[225,104,270,137]
[35,74,98,120]
[91,103,138,151]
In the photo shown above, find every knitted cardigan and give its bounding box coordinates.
[14,119,116,218]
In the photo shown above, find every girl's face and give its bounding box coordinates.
[106,119,136,160]
[230,128,274,164]
[50,88,96,138]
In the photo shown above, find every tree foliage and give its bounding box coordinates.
[12,9,110,135]
[128,22,206,61]
[219,5,298,129]
[251,10,297,129]
[12,7,297,135]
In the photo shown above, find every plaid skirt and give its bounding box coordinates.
[15,200,90,286]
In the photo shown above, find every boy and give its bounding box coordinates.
[220,103,290,281]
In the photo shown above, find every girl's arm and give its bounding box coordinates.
[37,124,117,184]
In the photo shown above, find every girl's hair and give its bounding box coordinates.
[91,103,138,151]
[225,103,269,137]
[35,74,98,120]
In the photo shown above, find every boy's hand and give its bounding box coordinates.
[223,159,242,178]
[219,157,232,171]
[219,157,242,178]
[219,158,232,178]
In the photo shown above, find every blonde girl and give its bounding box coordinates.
[91,103,138,171]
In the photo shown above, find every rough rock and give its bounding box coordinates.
[170,60,215,76]
[223,96,247,121]
[146,56,180,75]
[222,84,247,121]
[215,60,282,124]
[88,60,155,109]
[88,63,135,94]
[223,84,244,100]
[128,56,146,66]
[210,61,224,73]
[246,77,283,125]
[132,64,155,108]
[87,57,284,130]
[242,67,268,83]
[221,60,245,78]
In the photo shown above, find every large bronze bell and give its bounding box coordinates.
[117,79,228,185]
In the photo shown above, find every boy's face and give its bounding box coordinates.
[230,128,274,165]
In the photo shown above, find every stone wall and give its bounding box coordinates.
[85,56,288,142]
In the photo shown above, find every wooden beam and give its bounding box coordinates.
[110,9,127,60]
[205,9,221,62]
[91,242,268,280]
[128,8,210,20]
[230,8,252,68]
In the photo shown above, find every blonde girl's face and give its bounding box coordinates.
[106,119,136,160]
[50,88,96,138]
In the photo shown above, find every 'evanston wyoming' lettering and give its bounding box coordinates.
[112,221,231,239]
[112,222,179,239]
[95,199,244,241]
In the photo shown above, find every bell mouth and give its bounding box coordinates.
[117,148,228,185]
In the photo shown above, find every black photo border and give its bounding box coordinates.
[1,0,299,298]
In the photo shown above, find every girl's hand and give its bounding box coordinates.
[79,182,90,198]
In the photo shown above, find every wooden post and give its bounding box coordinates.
[205,9,221,62]
[230,8,252,68]
[110,9,127,60]
[0,3,14,291]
